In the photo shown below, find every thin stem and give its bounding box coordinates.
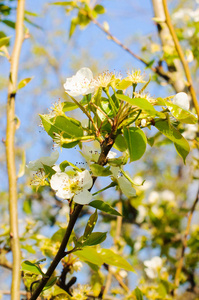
[89,15,170,82]
[6,0,25,299]
[162,0,199,117]
[174,189,199,294]
[69,95,103,141]
[90,102,113,126]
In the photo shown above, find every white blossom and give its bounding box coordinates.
[50,170,93,205]
[27,150,59,171]
[63,67,95,97]
[144,256,163,279]
[173,92,189,110]
[119,270,128,278]
[161,190,175,202]
[148,191,160,204]
[136,205,147,223]
[182,124,198,140]
[71,261,83,273]
[141,119,147,127]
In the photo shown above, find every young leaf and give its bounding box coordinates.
[42,164,56,179]
[21,260,44,275]
[155,119,190,163]
[116,94,165,117]
[98,248,135,272]
[94,4,106,14]
[83,209,98,239]
[134,287,143,300]
[17,77,33,90]
[43,277,57,291]
[0,36,11,47]
[123,127,147,162]
[82,232,107,247]
[114,134,127,152]
[62,101,78,112]
[164,101,197,124]
[89,200,122,216]
[75,247,104,266]
[90,164,112,176]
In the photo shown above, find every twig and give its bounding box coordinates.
[162,0,199,117]
[88,15,170,82]
[5,0,25,299]
[174,190,199,294]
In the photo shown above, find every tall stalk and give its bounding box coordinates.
[6,0,25,299]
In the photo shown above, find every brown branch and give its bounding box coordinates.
[162,0,199,117]
[174,190,199,294]
[29,131,116,300]
[5,0,25,299]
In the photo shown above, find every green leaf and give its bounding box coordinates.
[40,115,83,148]
[89,200,122,216]
[17,77,33,90]
[69,17,78,38]
[51,227,66,243]
[114,134,127,152]
[59,160,81,172]
[21,260,44,275]
[155,119,190,163]
[98,248,135,272]
[62,101,78,112]
[43,277,57,291]
[51,1,74,5]
[116,94,165,118]
[165,101,197,124]
[93,4,106,14]
[82,232,107,246]
[134,287,143,300]
[75,247,104,266]
[2,20,15,29]
[123,127,147,162]
[147,137,154,147]
[0,36,11,47]
[42,164,56,179]
[83,210,98,239]
[116,80,132,90]
[90,164,112,176]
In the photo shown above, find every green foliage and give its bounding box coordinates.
[89,200,122,216]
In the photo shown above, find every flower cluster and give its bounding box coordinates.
[50,170,93,205]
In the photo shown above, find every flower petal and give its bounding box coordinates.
[78,170,93,189]
[73,190,92,205]
[50,172,69,191]
[173,92,189,110]
[76,67,93,81]
[56,189,73,200]
[27,150,59,171]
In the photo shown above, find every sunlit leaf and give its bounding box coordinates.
[155,119,190,163]
[83,210,98,239]
[0,36,11,47]
[116,94,165,117]
[165,101,197,124]
[90,164,112,176]
[17,77,33,90]
[89,200,122,216]
[21,260,44,275]
[134,287,143,300]
[98,248,135,272]
[123,127,147,162]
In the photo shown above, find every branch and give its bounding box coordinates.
[162,0,199,117]
[30,132,116,300]
[174,189,199,294]
[88,15,171,82]
[5,0,25,299]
